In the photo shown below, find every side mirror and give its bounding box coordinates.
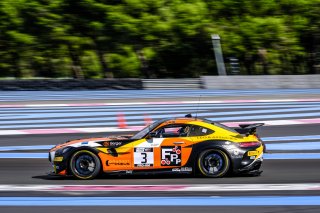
[149,132,156,138]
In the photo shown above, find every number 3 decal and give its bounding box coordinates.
[141,153,147,163]
[134,148,154,167]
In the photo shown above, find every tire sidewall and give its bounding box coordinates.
[197,149,230,178]
[69,150,101,180]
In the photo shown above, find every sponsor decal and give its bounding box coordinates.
[196,136,234,140]
[250,156,256,159]
[181,167,192,172]
[81,142,88,145]
[161,146,181,166]
[134,147,154,167]
[136,139,163,148]
[103,141,123,147]
[54,156,63,162]
[110,142,123,146]
[248,151,258,156]
[125,170,133,174]
[172,167,192,172]
[106,160,130,166]
[135,147,152,152]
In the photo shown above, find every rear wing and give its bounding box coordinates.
[235,123,264,135]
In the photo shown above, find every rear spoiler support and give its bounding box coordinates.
[236,123,265,135]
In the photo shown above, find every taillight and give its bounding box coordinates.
[238,141,261,148]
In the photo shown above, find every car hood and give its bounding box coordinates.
[50,135,133,151]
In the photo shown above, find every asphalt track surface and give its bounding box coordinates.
[1,125,320,187]
[0,90,320,213]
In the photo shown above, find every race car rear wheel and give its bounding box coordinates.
[69,150,101,180]
[197,149,230,178]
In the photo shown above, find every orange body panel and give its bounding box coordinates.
[97,137,194,172]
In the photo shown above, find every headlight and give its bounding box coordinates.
[62,147,71,154]
[56,147,71,155]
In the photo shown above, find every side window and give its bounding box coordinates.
[189,125,214,137]
[154,125,190,138]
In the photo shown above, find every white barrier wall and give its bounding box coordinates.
[142,78,202,89]
[202,75,320,89]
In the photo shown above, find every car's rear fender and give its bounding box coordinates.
[184,140,235,173]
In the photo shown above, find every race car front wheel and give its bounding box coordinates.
[197,149,230,178]
[69,150,101,180]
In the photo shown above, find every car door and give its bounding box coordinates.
[151,124,193,169]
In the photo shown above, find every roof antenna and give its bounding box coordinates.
[195,95,201,120]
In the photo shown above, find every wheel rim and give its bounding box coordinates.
[74,154,96,176]
[201,152,225,175]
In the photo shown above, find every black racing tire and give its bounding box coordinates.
[197,149,230,178]
[69,150,101,180]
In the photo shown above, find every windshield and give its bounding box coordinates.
[131,119,167,139]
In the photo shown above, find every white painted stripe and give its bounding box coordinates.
[186,184,320,192]
[25,104,69,107]
[263,135,320,141]
[71,127,134,133]
[0,130,26,135]
[0,117,318,135]
[263,120,304,125]
[1,98,320,108]
[0,184,319,192]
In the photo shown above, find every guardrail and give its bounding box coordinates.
[202,75,320,89]
[142,78,203,90]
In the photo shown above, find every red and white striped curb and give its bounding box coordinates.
[0,184,319,192]
[1,98,320,108]
[0,118,319,135]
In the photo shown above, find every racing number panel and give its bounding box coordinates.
[132,137,193,170]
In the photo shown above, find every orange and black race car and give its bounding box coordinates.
[49,116,264,179]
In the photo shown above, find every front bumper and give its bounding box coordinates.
[48,150,68,175]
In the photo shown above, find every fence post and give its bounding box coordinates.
[211,34,227,76]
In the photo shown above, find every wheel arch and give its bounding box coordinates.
[188,140,234,175]
[65,146,103,176]
[196,146,233,174]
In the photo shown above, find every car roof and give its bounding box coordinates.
[161,117,210,124]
